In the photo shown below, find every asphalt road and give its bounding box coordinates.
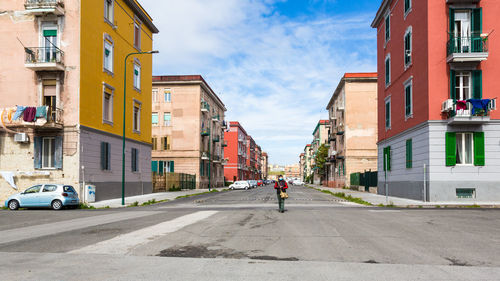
[1,184,499,280]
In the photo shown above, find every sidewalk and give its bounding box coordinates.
[88,188,227,208]
[307,184,500,208]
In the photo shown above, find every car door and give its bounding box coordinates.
[39,184,58,206]
[19,185,42,207]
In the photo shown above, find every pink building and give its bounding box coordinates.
[372,0,500,202]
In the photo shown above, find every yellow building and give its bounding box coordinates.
[0,0,159,202]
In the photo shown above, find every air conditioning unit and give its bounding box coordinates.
[441,99,454,112]
[489,99,497,111]
[14,133,29,143]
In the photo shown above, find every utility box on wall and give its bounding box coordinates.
[85,184,96,203]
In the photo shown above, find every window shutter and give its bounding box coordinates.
[450,70,456,101]
[406,139,412,168]
[473,132,485,166]
[385,59,390,85]
[34,136,42,169]
[161,137,165,151]
[472,70,482,99]
[449,8,455,35]
[43,30,57,37]
[387,146,391,171]
[131,148,136,172]
[151,161,158,173]
[445,132,457,166]
[472,8,482,34]
[170,161,174,173]
[54,136,63,169]
[134,69,139,75]
[106,143,111,170]
[100,142,106,170]
[159,161,164,175]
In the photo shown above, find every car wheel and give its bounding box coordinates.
[8,200,19,210]
[51,200,63,210]
[245,187,248,190]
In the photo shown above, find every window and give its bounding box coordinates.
[164,112,171,126]
[42,137,56,169]
[406,139,412,168]
[42,185,57,192]
[134,18,141,50]
[152,113,158,125]
[385,13,390,42]
[42,26,58,63]
[133,101,141,133]
[103,37,113,73]
[456,188,475,199]
[104,0,114,23]
[404,28,412,67]
[404,79,413,118]
[454,71,471,101]
[152,137,158,150]
[445,132,484,166]
[25,185,42,194]
[103,84,114,124]
[164,89,171,102]
[131,148,138,172]
[152,88,158,103]
[133,61,141,90]
[385,97,391,130]
[383,146,391,171]
[385,54,391,86]
[101,142,111,170]
[404,0,411,15]
[161,136,171,150]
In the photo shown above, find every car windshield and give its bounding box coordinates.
[63,186,76,193]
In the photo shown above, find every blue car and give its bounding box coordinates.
[5,184,80,210]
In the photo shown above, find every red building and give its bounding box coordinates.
[224,122,248,182]
[372,0,500,202]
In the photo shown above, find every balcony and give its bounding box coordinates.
[201,128,210,136]
[336,131,344,135]
[212,135,220,142]
[4,107,63,129]
[444,99,496,125]
[212,115,220,122]
[201,101,210,113]
[221,121,227,129]
[25,0,64,15]
[24,47,65,71]
[221,158,229,165]
[201,152,210,160]
[447,34,489,63]
[212,155,221,163]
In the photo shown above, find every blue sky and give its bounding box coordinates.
[140,0,381,165]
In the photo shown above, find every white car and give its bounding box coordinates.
[293,180,304,185]
[229,181,251,190]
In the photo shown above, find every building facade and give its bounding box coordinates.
[302,144,313,181]
[224,121,248,182]
[325,73,378,188]
[0,0,158,202]
[299,153,305,181]
[151,75,227,189]
[372,0,500,201]
[311,120,330,184]
[261,152,269,179]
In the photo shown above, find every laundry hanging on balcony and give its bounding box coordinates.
[456,100,467,111]
[35,106,48,120]
[12,106,26,120]
[467,99,491,115]
[23,107,37,122]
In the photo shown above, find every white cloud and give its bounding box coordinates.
[140,0,376,165]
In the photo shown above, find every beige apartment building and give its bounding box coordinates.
[151,75,226,189]
[261,152,269,180]
[325,73,378,188]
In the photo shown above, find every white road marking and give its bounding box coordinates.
[368,210,402,213]
[0,211,161,245]
[70,211,218,255]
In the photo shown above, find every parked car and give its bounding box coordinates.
[229,181,251,190]
[293,180,305,186]
[248,180,258,188]
[5,184,80,210]
[257,180,263,186]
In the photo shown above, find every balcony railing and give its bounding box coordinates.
[201,101,210,113]
[447,34,489,62]
[24,47,65,71]
[212,135,220,142]
[212,115,220,122]
[201,152,210,160]
[445,99,496,124]
[4,107,63,128]
[25,0,64,15]
[201,128,210,136]
[212,155,221,163]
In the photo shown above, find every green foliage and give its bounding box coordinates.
[78,203,96,209]
[312,144,329,176]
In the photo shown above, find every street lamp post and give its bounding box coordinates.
[122,50,159,206]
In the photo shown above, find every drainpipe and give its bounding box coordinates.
[208,118,211,191]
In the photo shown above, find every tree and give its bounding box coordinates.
[313,144,329,177]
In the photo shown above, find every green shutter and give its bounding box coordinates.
[100,142,106,170]
[385,59,390,85]
[472,8,482,34]
[450,70,456,101]
[406,139,412,168]
[387,146,391,171]
[170,161,174,173]
[43,29,57,37]
[445,132,457,166]
[405,85,411,116]
[134,69,139,75]
[159,161,164,175]
[472,70,482,99]
[152,161,158,173]
[105,49,110,56]
[449,8,455,35]
[474,132,485,166]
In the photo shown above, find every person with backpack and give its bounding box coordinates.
[274,175,289,213]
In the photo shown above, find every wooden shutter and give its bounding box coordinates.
[473,132,485,166]
[471,8,482,34]
[34,137,42,169]
[449,8,455,35]
[387,146,391,171]
[106,143,111,170]
[54,136,63,169]
[151,161,158,173]
[445,132,457,166]
[406,139,412,168]
[170,161,174,173]
[159,161,164,176]
[161,137,165,151]
[100,142,106,170]
[385,58,390,85]
[472,70,482,99]
[131,148,137,172]
[450,70,456,101]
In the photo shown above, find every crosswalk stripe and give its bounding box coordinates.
[69,211,218,255]
[0,211,162,245]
